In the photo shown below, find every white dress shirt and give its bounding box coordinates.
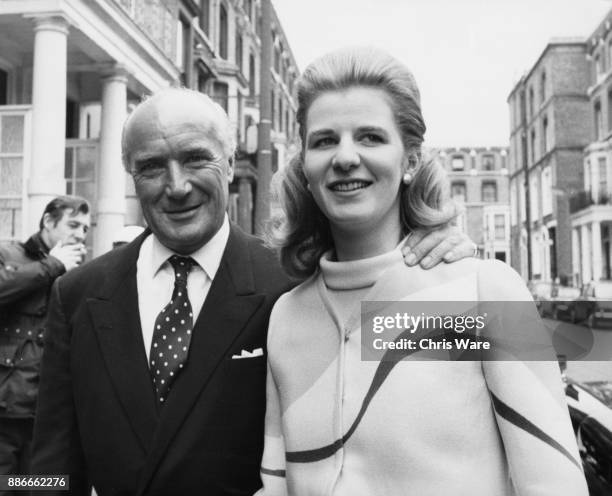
[136,215,230,362]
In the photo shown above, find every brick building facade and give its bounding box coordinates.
[433,147,510,262]
[507,40,590,283]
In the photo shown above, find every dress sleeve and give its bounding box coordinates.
[255,361,288,496]
[478,260,588,495]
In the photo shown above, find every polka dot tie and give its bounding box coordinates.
[150,255,195,405]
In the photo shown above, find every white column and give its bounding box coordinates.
[581,224,592,283]
[592,221,603,282]
[94,69,128,256]
[27,15,69,233]
[572,227,580,285]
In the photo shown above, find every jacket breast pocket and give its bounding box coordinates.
[220,355,267,406]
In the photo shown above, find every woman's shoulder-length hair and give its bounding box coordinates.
[267,151,458,279]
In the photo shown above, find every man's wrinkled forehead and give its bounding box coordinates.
[124,92,229,153]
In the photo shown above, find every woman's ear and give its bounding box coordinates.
[402,170,413,185]
[402,153,418,185]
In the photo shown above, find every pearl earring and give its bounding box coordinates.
[402,171,413,185]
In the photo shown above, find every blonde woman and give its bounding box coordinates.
[258,47,587,496]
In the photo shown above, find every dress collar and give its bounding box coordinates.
[319,236,409,291]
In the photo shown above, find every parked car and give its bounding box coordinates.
[565,378,612,495]
[551,286,589,323]
[528,280,557,316]
[580,281,612,329]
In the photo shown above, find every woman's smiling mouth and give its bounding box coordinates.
[327,180,372,192]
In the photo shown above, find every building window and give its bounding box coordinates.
[494,214,506,240]
[0,69,7,105]
[237,92,243,145]
[274,40,281,74]
[451,155,465,170]
[248,52,256,96]
[482,154,494,171]
[451,181,466,202]
[176,18,184,70]
[519,180,526,223]
[213,82,229,112]
[65,143,96,204]
[599,157,608,201]
[176,15,191,85]
[235,31,243,73]
[279,98,284,133]
[287,73,293,94]
[530,174,539,220]
[197,70,209,93]
[0,114,25,241]
[595,53,603,77]
[510,181,518,225]
[595,100,603,140]
[541,167,552,216]
[542,116,548,153]
[585,159,591,191]
[270,90,275,130]
[540,71,546,103]
[608,88,612,132]
[528,86,534,117]
[481,181,497,202]
[244,0,252,20]
[530,128,536,164]
[219,4,228,59]
[200,0,210,36]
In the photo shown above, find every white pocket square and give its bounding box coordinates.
[231,347,264,359]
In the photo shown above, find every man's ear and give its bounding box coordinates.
[227,155,235,183]
[42,212,54,231]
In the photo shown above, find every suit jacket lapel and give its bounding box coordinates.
[87,232,159,454]
[137,227,265,494]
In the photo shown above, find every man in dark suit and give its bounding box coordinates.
[31,89,475,495]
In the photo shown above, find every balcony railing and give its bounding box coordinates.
[569,190,612,214]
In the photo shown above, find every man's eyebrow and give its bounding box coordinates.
[132,152,164,164]
[178,146,216,158]
[356,126,388,135]
[305,129,333,142]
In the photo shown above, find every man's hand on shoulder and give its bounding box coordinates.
[49,241,86,272]
[402,224,477,269]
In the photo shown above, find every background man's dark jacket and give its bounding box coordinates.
[0,233,65,418]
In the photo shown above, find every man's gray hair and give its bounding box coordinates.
[120,88,237,171]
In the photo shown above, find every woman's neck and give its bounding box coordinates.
[330,222,402,262]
